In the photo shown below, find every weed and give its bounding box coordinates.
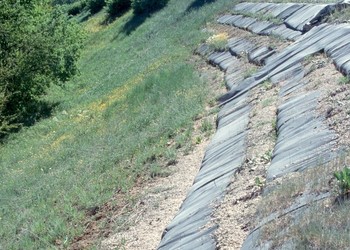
[255,177,264,188]
[255,156,350,248]
[293,199,350,249]
[262,149,273,162]
[261,98,274,108]
[243,68,257,79]
[164,148,177,166]
[195,136,202,144]
[208,98,216,107]
[270,33,284,41]
[208,106,220,116]
[200,118,213,135]
[262,80,273,90]
[174,128,192,149]
[207,33,228,52]
[338,76,350,85]
[271,117,277,140]
[324,6,350,24]
[149,163,171,178]
[303,54,313,63]
[334,166,350,196]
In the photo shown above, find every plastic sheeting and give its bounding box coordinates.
[159,40,252,250]
[160,3,350,249]
[218,14,302,41]
[158,93,250,249]
[248,46,276,66]
[233,2,348,32]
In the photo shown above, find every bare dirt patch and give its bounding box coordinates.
[100,139,210,249]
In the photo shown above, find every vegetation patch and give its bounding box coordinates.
[206,33,229,51]
[0,0,236,248]
[292,199,350,249]
[256,156,350,249]
[0,1,84,136]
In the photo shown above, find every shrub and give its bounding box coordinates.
[67,0,87,15]
[106,0,131,17]
[87,0,106,14]
[0,2,84,135]
[53,0,80,4]
[131,0,169,14]
[334,167,350,196]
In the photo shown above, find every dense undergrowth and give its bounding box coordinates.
[0,0,236,248]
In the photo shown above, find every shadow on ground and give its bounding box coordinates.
[186,0,217,12]
[0,100,59,142]
[121,13,149,35]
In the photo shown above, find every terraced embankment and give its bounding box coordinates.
[158,1,350,249]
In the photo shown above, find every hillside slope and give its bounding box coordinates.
[0,1,234,248]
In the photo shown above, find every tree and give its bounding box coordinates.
[0,0,84,135]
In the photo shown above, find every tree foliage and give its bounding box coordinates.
[106,0,131,17]
[0,0,84,135]
[87,0,106,14]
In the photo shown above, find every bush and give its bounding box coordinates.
[87,0,106,14]
[106,0,131,17]
[334,167,350,196]
[67,0,87,15]
[131,0,169,14]
[53,0,80,4]
[0,1,84,135]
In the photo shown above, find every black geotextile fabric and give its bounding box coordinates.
[241,192,330,250]
[158,93,250,250]
[159,4,350,249]
[219,24,350,105]
[228,37,255,56]
[248,46,276,66]
[218,14,302,41]
[233,2,349,32]
[159,30,254,250]
[268,90,337,180]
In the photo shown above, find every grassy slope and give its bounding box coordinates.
[0,0,235,248]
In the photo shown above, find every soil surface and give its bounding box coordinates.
[101,139,210,249]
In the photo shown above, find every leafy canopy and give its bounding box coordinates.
[0,0,84,135]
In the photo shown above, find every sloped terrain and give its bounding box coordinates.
[2,1,350,249]
[158,1,350,249]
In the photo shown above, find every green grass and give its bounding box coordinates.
[293,199,350,249]
[0,0,236,248]
[325,7,350,24]
[257,156,350,249]
[338,75,350,85]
